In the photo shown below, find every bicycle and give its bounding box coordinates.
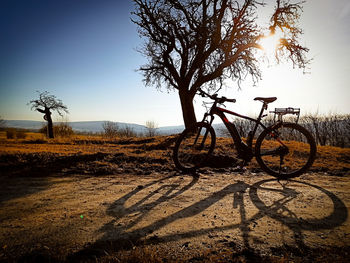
[173,88,317,178]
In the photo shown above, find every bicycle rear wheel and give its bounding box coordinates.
[173,122,216,173]
[255,122,316,178]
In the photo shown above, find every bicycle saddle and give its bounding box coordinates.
[254,97,277,103]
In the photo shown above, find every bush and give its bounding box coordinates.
[6,129,16,139]
[39,125,47,135]
[118,125,137,138]
[300,113,350,148]
[102,121,119,138]
[39,122,74,138]
[145,120,158,137]
[102,122,137,138]
[55,122,74,137]
[5,129,27,139]
[16,130,27,139]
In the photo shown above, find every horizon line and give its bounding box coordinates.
[2,119,185,128]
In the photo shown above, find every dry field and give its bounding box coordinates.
[0,132,350,262]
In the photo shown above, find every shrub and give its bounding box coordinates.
[102,122,137,138]
[39,122,74,138]
[301,113,350,148]
[16,130,27,139]
[118,125,137,138]
[145,120,158,137]
[102,121,119,138]
[39,125,47,135]
[6,129,16,139]
[55,122,74,137]
[5,129,26,139]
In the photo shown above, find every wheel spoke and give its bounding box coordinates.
[255,123,316,178]
[173,123,215,172]
[260,149,281,156]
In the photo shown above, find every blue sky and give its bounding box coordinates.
[0,0,349,126]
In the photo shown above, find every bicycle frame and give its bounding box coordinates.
[200,102,270,161]
[174,90,316,177]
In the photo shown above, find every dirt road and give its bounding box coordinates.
[1,171,349,262]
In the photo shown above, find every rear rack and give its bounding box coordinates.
[270,107,300,123]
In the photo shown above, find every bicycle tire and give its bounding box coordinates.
[173,122,216,173]
[255,122,316,178]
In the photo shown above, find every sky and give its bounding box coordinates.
[0,0,349,127]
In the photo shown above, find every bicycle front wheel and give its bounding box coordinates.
[255,122,316,178]
[173,122,216,173]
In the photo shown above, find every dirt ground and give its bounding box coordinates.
[1,171,350,262]
[0,135,349,262]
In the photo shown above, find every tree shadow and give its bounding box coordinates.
[69,175,348,261]
[0,152,110,177]
[0,176,53,205]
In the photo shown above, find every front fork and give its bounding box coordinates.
[192,114,215,150]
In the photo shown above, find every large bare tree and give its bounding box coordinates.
[132,0,309,128]
[28,91,68,138]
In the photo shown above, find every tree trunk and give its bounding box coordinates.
[179,90,197,129]
[45,109,54,139]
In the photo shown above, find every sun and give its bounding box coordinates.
[259,30,284,56]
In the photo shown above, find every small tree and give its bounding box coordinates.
[28,91,68,138]
[102,121,119,138]
[119,125,137,138]
[145,120,158,137]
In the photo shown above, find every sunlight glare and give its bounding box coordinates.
[260,30,283,56]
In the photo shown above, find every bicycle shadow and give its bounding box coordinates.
[249,179,349,249]
[69,174,348,260]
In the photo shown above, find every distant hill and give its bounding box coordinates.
[3,120,45,130]
[3,120,185,135]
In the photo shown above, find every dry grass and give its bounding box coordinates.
[0,131,349,176]
[314,145,350,173]
[0,132,175,176]
[215,136,350,176]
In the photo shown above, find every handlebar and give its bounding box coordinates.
[197,88,236,104]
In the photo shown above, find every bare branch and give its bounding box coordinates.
[133,0,308,92]
[132,0,309,127]
[28,91,69,116]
